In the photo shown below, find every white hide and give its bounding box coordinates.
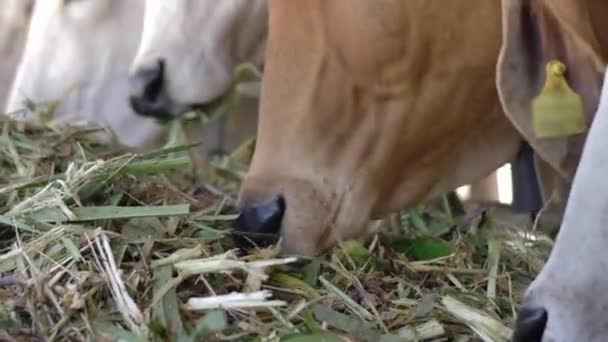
[0,0,32,108]
[5,0,164,149]
[521,67,608,341]
[130,0,268,116]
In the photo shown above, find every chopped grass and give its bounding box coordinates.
[0,89,553,341]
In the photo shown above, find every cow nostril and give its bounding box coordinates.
[512,301,548,342]
[129,59,165,111]
[233,196,285,249]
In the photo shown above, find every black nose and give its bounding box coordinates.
[232,196,285,250]
[129,59,171,119]
[512,300,548,342]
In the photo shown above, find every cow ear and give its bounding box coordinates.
[496,0,607,181]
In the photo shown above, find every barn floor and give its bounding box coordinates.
[0,113,553,342]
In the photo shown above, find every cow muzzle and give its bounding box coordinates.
[512,298,548,342]
[128,59,173,120]
[232,196,285,250]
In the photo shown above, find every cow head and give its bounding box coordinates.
[234,0,523,256]
[496,0,608,341]
[6,0,164,148]
[128,0,267,120]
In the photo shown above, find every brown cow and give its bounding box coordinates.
[236,0,607,256]
[235,0,523,255]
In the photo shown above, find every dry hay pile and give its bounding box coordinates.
[0,109,554,342]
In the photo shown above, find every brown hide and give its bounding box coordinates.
[468,172,500,205]
[239,0,522,256]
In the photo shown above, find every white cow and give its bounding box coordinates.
[6,0,165,149]
[0,0,33,108]
[128,0,267,121]
[512,68,608,342]
[7,0,261,154]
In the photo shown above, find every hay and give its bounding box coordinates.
[0,98,553,341]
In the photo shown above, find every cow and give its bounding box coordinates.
[229,0,606,256]
[211,1,528,255]
[127,0,267,128]
[497,1,608,341]
[127,0,268,155]
[5,0,166,149]
[6,0,260,155]
[0,0,33,108]
[512,66,608,342]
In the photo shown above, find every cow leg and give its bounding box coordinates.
[209,117,228,157]
[445,190,466,217]
[468,171,500,204]
[510,142,543,220]
[532,154,569,237]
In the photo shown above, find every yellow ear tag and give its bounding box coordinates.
[531,60,587,139]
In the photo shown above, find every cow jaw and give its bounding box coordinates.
[236,0,521,257]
